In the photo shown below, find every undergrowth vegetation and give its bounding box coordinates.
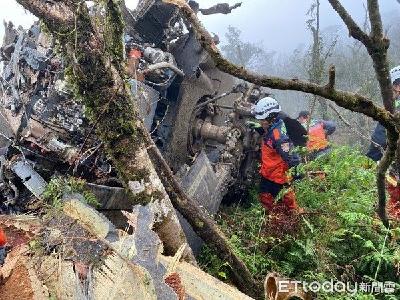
[43,176,100,209]
[199,147,400,299]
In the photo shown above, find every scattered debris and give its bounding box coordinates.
[0,1,289,298]
[0,195,253,299]
[0,0,264,250]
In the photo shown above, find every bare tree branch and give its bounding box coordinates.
[377,131,397,228]
[367,0,383,39]
[327,0,371,47]
[16,0,75,31]
[327,65,335,90]
[328,104,384,152]
[365,1,393,113]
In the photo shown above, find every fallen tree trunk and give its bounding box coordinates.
[147,143,262,298]
[1,204,253,300]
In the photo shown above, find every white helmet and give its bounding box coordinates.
[390,65,400,85]
[252,97,281,120]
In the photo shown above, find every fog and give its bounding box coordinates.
[1,1,399,123]
[2,1,399,54]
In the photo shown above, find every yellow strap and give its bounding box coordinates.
[386,174,397,187]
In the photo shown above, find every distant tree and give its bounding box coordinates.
[221,26,270,71]
[306,0,338,120]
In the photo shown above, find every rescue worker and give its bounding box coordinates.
[297,111,336,158]
[367,66,400,161]
[0,227,6,265]
[366,65,400,219]
[250,97,301,212]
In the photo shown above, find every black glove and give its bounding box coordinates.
[246,121,265,135]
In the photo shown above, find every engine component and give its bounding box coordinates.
[193,119,229,144]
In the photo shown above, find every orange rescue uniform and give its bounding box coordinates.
[0,227,6,247]
[258,119,300,212]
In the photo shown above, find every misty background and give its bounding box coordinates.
[1,0,400,147]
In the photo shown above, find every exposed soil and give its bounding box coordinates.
[0,263,34,300]
[3,226,33,248]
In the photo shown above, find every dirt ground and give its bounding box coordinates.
[0,263,34,300]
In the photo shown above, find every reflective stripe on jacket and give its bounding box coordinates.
[260,119,300,184]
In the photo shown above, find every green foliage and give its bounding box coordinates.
[199,147,400,299]
[43,176,100,208]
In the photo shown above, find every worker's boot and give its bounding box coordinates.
[387,183,400,219]
[282,189,302,213]
[259,193,274,211]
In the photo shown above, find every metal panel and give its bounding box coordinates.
[10,160,47,199]
[130,79,159,131]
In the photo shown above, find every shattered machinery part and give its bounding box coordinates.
[192,119,229,144]
[163,61,237,170]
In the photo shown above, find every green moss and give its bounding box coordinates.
[127,189,165,206]
[43,0,158,203]
[103,0,126,66]
[43,176,100,208]
[29,239,45,256]
[196,219,204,228]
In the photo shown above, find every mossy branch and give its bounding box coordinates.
[367,0,383,40]
[327,0,371,47]
[16,0,75,32]
[376,130,398,228]
[102,0,126,67]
